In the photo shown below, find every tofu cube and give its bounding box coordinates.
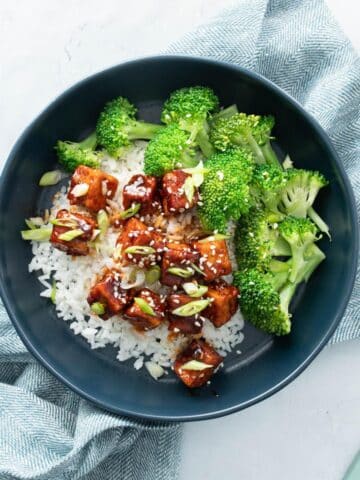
[167,293,204,334]
[124,288,165,331]
[68,165,118,212]
[122,174,158,214]
[174,339,223,388]
[50,209,96,256]
[161,170,199,214]
[116,217,164,268]
[204,280,239,327]
[161,242,199,287]
[193,238,232,281]
[87,269,132,319]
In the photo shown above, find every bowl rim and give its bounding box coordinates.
[0,54,358,422]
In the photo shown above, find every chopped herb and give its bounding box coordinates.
[145,265,161,284]
[97,209,109,237]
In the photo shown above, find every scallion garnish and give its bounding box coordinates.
[171,299,210,317]
[39,170,63,187]
[181,360,213,371]
[134,297,156,316]
[58,229,84,241]
[90,302,106,315]
[124,246,155,255]
[183,282,208,298]
[119,203,141,220]
[21,227,52,242]
[198,233,231,243]
[167,267,194,278]
[145,265,161,284]
[97,209,109,237]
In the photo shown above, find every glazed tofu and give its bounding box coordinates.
[87,269,132,319]
[116,217,164,268]
[68,165,118,212]
[50,209,96,256]
[167,293,204,334]
[174,339,223,388]
[204,280,239,327]
[122,174,158,214]
[160,242,199,287]
[124,288,165,331]
[193,238,232,282]
[161,170,199,214]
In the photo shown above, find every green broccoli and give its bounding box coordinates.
[233,268,294,335]
[144,124,197,176]
[251,164,287,221]
[96,96,162,157]
[210,112,279,166]
[198,148,253,233]
[55,132,102,172]
[278,216,319,283]
[280,168,330,237]
[161,86,219,157]
[235,207,291,271]
[211,104,238,122]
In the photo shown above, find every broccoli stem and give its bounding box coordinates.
[179,152,199,169]
[196,129,214,158]
[212,104,238,121]
[79,131,97,149]
[246,133,267,164]
[307,206,330,239]
[127,122,163,140]
[289,245,307,283]
[261,141,282,168]
[279,282,297,312]
[272,236,291,256]
[297,244,326,283]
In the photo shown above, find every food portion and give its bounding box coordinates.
[21,86,329,388]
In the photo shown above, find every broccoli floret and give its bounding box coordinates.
[198,149,253,233]
[96,96,162,157]
[144,124,197,176]
[280,168,330,237]
[233,268,294,336]
[278,216,319,283]
[251,164,287,221]
[55,132,101,172]
[210,113,279,166]
[161,86,219,157]
[235,207,291,271]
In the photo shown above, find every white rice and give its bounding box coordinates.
[28,141,245,370]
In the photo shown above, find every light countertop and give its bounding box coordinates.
[0,2,359,479]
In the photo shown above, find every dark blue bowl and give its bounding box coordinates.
[0,56,358,421]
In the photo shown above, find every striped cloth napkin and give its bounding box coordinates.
[0,0,358,478]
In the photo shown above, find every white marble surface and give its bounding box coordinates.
[0,1,359,479]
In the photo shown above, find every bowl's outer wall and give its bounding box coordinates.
[0,57,358,421]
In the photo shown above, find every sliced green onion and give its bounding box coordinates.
[124,245,155,255]
[58,229,84,241]
[50,280,56,304]
[172,299,211,317]
[183,282,208,298]
[119,203,141,220]
[29,217,44,227]
[198,233,231,243]
[50,218,79,228]
[91,302,106,315]
[71,183,89,197]
[183,176,195,204]
[25,218,36,229]
[21,227,52,242]
[134,297,156,316]
[97,209,109,237]
[181,360,213,371]
[39,170,62,187]
[167,267,194,278]
[190,263,205,276]
[145,265,161,284]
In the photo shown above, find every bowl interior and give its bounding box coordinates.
[0,57,357,421]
